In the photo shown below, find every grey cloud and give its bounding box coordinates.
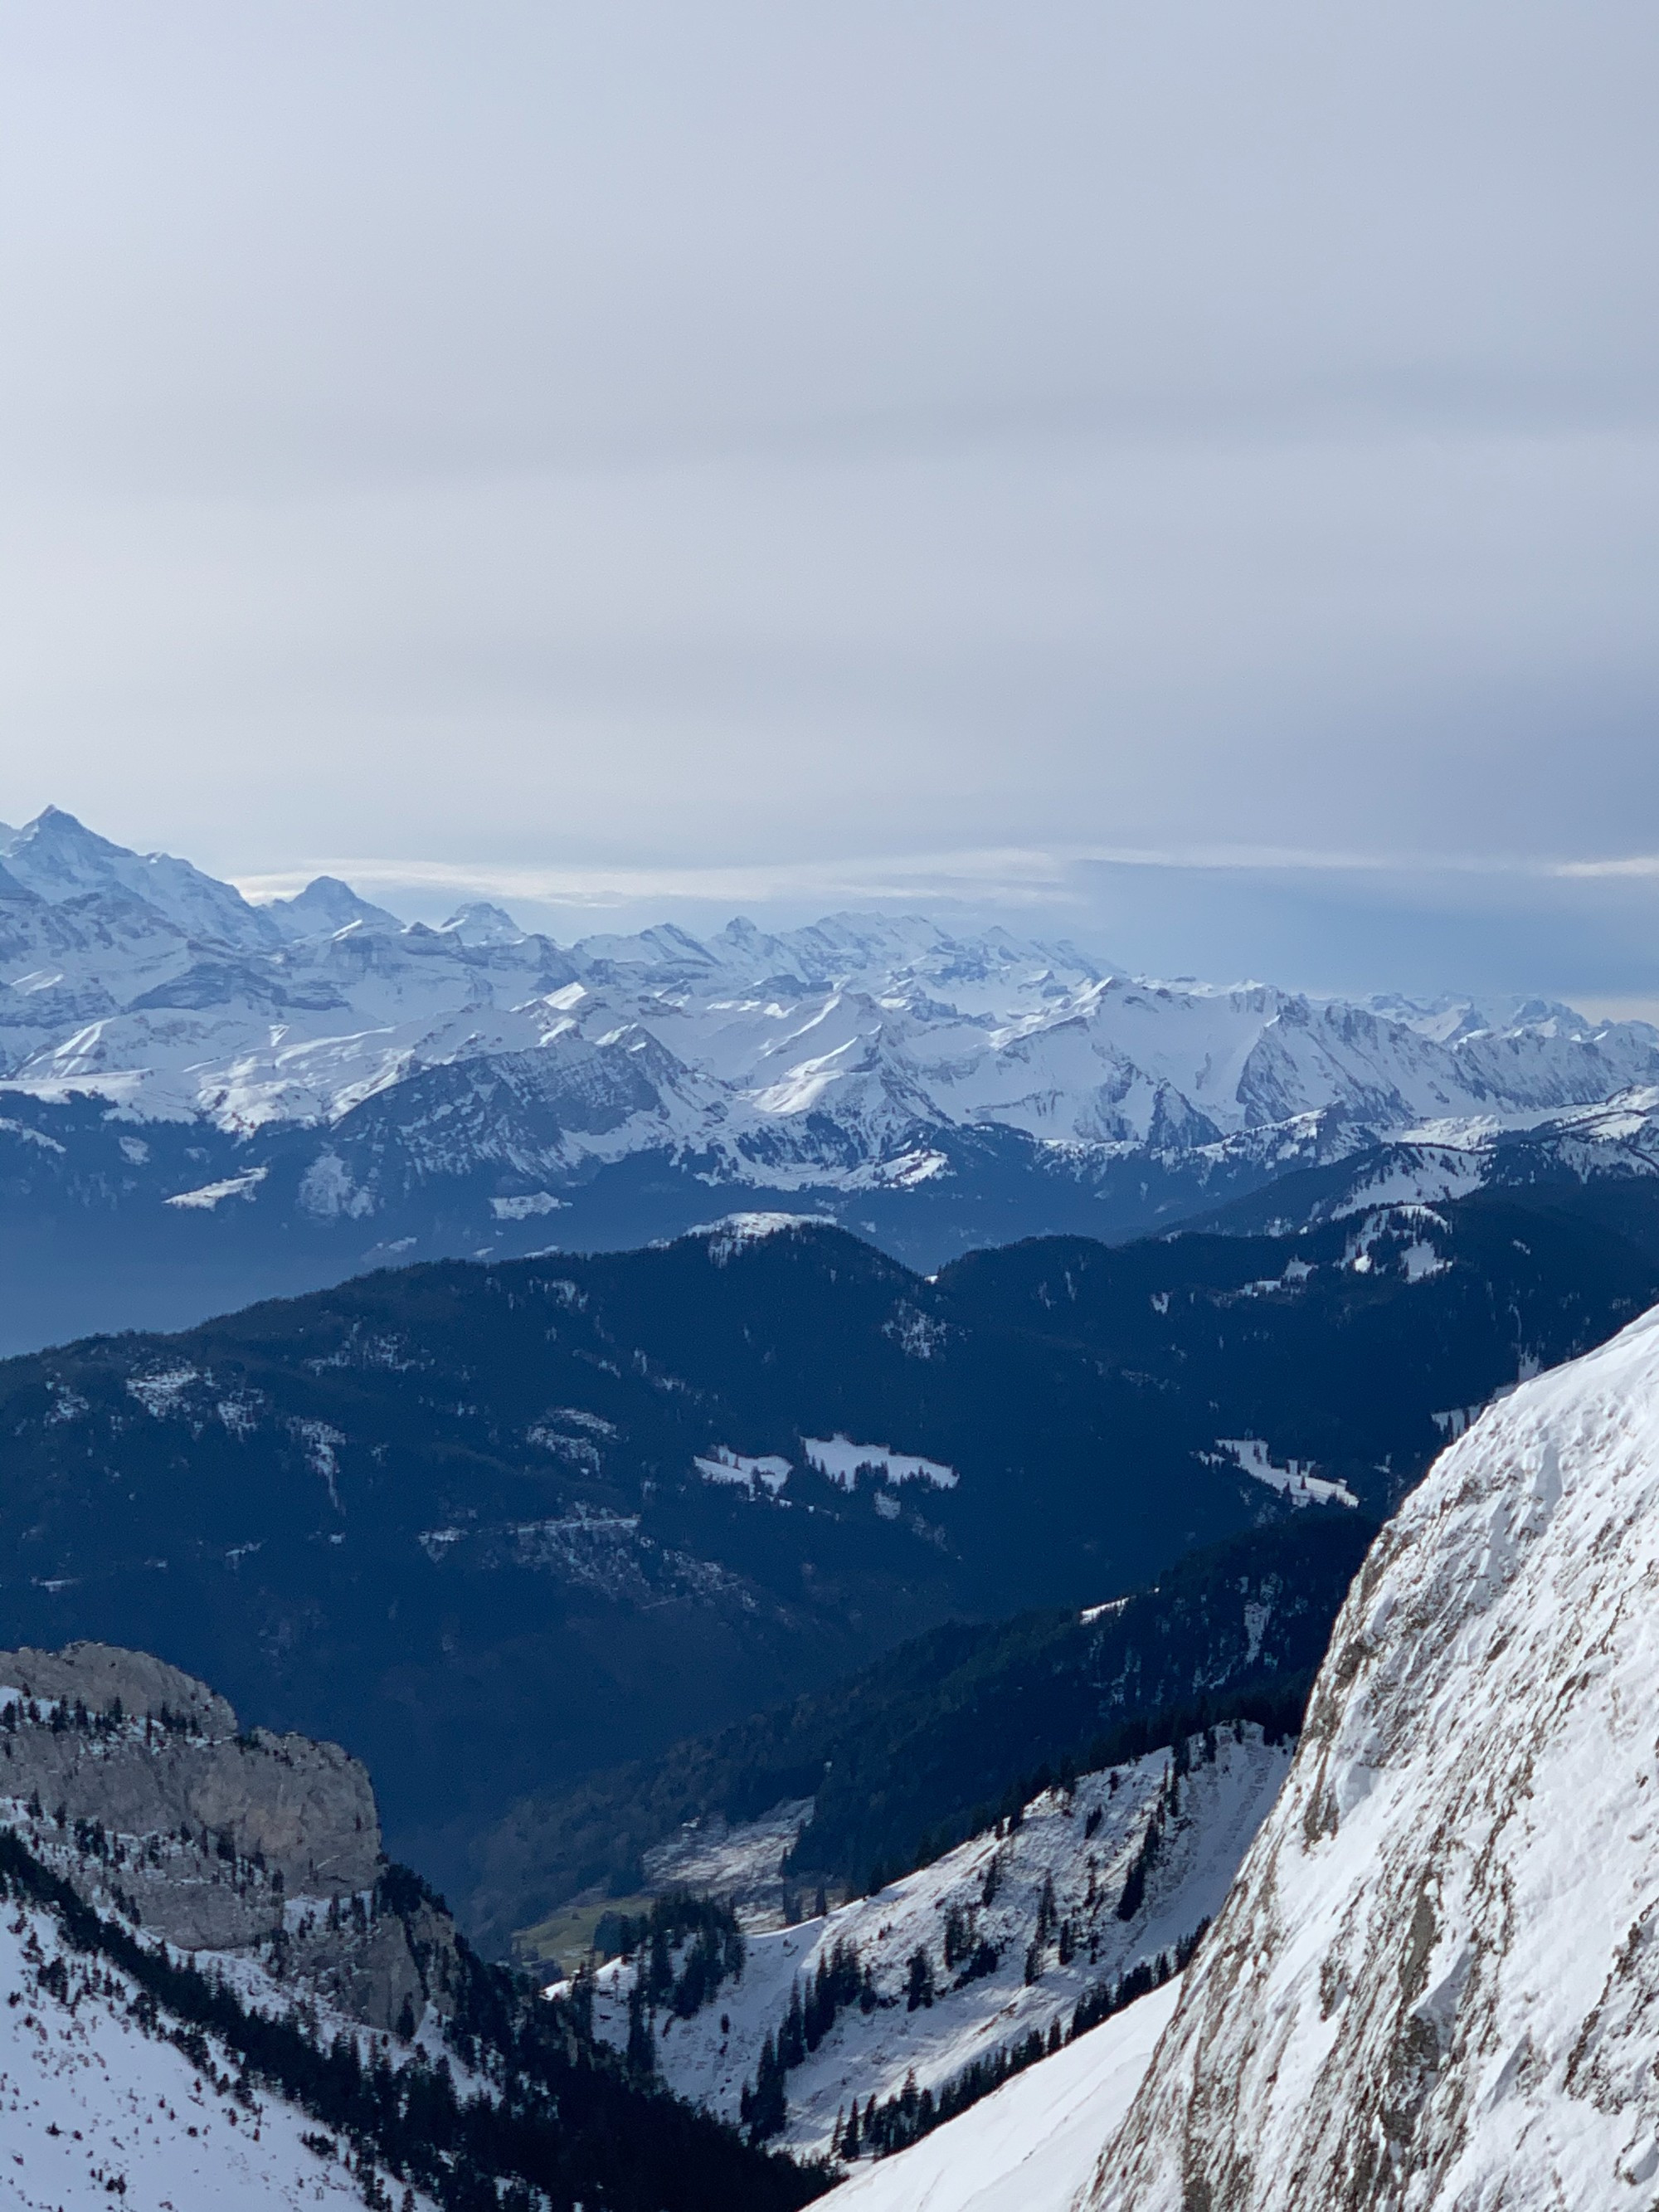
[1,1,1656,997]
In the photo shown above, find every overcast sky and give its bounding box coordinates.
[2,2,1657,1004]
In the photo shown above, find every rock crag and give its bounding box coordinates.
[0,1638,459,2030]
[1089,1300,1659,2211]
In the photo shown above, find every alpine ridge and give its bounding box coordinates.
[5,807,1659,1348]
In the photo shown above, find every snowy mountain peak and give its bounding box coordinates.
[1091,1300,1659,2211]
[264,872,403,938]
[2,806,278,948]
[437,899,525,946]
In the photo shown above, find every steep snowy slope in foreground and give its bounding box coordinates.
[0,1894,430,2212]
[830,1981,1178,2212]
[1091,1297,1659,2210]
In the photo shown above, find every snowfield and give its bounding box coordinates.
[0,1898,435,2211]
[1092,1295,1659,2210]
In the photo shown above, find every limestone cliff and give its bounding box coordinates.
[0,1639,460,2032]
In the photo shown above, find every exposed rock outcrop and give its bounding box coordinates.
[0,1639,460,2031]
[1089,1300,1659,2211]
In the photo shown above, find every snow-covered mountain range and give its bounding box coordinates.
[5,806,1656,1143]
[5,803,1659,1347]
[1088,1294,1659,2209]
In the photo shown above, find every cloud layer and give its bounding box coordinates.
[3,2,1656,996]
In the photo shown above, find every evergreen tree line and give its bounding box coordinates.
[739,1938,872,2142]
[834,1917,1212,2165]
[0,1826,829,2212]
[598,1890,746,2019]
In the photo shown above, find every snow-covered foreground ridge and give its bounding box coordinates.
[2,806,1657,1154]
[0,1880,435,2212]
[1090,1297,1659,2211]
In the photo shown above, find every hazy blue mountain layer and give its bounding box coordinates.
[0,1196,1651,1932]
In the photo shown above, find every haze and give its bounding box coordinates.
[2,2,1656,1003]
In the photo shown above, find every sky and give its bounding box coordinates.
[2,2,1657,1007]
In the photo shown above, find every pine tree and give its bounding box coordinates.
[781,1980,807,2067]
[904,1946,935,2010]
[625,1979,655,2076]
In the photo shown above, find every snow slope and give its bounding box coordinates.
[0,1893,434,2212]
[586,1727,1288,2160]
[829,1981,1179,2212]
[1090,1296,1659,2211]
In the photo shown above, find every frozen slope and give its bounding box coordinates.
[0,1893,433,2212]
[1090,1297,1659,2212]
[830,1981,1179,2212]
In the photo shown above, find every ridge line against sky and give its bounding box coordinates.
[226,835,1659,1022]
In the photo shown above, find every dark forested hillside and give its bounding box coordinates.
[476,1513,1375,1957]
[0,1190,1651,1939]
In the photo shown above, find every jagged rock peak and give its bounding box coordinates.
[1089,1298,1659,2212]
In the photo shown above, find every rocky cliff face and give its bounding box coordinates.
[1089,1299,1659,2211]
[0,1639,459,2031]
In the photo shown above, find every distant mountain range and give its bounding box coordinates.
[5,806,1659,1349]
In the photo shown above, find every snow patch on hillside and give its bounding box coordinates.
[694,1448,793,1496]
[1209,1439,1358,1509]
[802,1438,959,1491]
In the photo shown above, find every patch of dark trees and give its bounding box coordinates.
[0,1829,828,2212]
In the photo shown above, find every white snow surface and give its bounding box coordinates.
[5,812,1659,1186]
[1091,1294,1659,2211]
[587,1727,1289,2159]
[801,1437,960,1490]
[0,1895,436,2211]
[693,1448,794,1496]
[829,1981,1180,2212]
[1209,1438,1358,1510]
